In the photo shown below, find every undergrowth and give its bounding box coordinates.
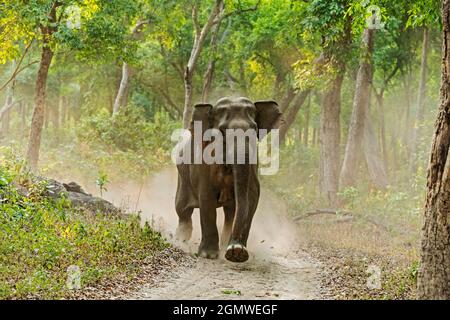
[0,152,168,299]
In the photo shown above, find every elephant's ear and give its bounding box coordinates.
[190,103,212,131]
[254,100,283,138]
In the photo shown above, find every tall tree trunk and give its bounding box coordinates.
[1,108,10,138]
[53,96,60,131]
[26,45,54,170]
[26,3,59,171]
[113,62,129,115]
[340,28,375,189]
[319,69,345,205]
[112,20,149,115]
[279,90,310,143]
[375,92,388,174]
[182,0,224,128]
[1,61,16,138]
[20,102,26,142]
[417,0,450,298]
[303,93,311,146]
[410,27,430,172]
[202,15,230,102]
[60,96,67,127]
[312,127,317,146]
[363,103,388,189]
[279,86,296,113]
[1,89,13,138]
[403,71,413,160]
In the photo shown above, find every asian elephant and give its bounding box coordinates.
[175,96,282,262]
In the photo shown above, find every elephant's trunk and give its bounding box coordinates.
[230,163,251,244]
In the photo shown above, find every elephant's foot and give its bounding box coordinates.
[198,243,219,259]
[175,221,192,242]
[225,243,249,263]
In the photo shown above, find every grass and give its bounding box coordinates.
[0,154,169,299]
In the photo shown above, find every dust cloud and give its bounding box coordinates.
[100,167,299,259]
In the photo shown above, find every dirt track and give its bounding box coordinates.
[105,168,326,300]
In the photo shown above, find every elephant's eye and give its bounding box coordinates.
[215,107,226,117]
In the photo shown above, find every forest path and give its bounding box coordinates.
[104,168,325,300]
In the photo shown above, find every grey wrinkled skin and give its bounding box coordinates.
[175,97,282,262]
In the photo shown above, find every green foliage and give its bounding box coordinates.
[0,155,168,299]
[78,107,176,154]
[338,186,359,209]
[406,0,441,28]
[221,289,241,295]
[35,107,180,183]
[95,171,109,197]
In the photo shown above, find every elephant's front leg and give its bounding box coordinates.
[198,198,219,259]
[225,164,251,262]
[221,203,235,249]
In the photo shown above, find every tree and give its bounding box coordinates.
[182,0,225,129]
[302,0,352,205]
[1,0,141,170]
[113,19,150,115]
[408,0,440,172]
[417,0,450,299]
[340,28,376,189]
[26,1,61,171]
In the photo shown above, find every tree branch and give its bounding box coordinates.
[0,41,36,92]
[218,0,261,22]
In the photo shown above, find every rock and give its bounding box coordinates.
[63,182,89,195]
[67,191,119,214]
[44,178,120,215]
[46,179,67,198]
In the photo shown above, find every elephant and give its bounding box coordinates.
[175,96,282,262]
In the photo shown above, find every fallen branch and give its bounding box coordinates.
[293,208,353,221]
[293,208,389,231]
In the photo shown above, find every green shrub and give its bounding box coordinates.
[0,155,169,299]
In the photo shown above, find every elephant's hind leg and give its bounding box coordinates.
[175,206,193,242]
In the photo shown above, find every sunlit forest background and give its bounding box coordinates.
[0,0,442,299]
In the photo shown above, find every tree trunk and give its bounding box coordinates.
[113,62,129,115]
[202,15,229,102]
[410,27,430,172]
[417,0,450,298]
[20,101,26,141]
[60,96,67,126]
[319,69,344,205]
[1,89,12,138]
[1,61,16,138]
[312,127,317,146]
[363,105,388,189]
[279,86,296,113]
[279,90,310,143]
[26,45,54,171]
[403,71,413,160]
[182,0,224,129]
[54,95,61,131]
[303,93,311,146]
[340,28,375,189]
[1,108,10,138]
[375,91,388,173]
[112,20,149,115]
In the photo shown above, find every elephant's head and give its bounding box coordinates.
[190,96,282,138]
